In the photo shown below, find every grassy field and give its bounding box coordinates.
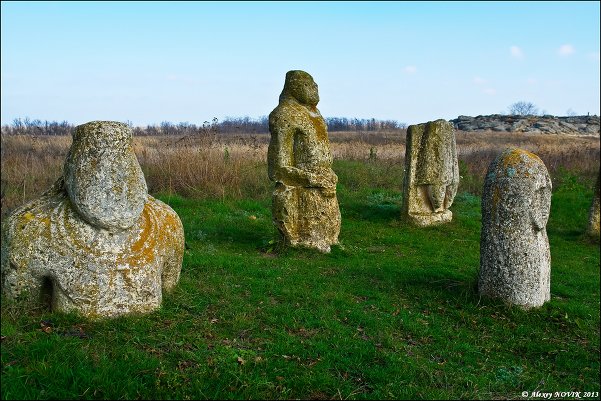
[1,130,599,216]
[1,146,599,399]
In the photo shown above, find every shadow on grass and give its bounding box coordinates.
[341,203,400,223]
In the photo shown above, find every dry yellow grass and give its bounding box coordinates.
[1,131,599,217]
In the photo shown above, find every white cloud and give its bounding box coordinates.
[558,44,575,56]
[510,45,523,58]
[403,65,417,74]
[589,52,600,61]
[526,78,538,85]
[483,88,496,95]
[473,76,487,85]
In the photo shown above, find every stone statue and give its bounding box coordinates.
[587,171,600,238]
[1,121,185,318]
[479,147,552,308]
[401,119,459,226]
[267,70,341,253]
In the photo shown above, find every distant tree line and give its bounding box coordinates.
[3,117,73,136]
[1,116,406,136]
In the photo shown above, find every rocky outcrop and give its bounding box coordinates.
[451,115,600,135]
[268,70,341,253]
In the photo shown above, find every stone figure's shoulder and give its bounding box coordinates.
[269,100,306,125]
[145,196,184,232]
[3,180,67,240]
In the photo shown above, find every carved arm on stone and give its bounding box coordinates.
[269,125,336,189]
[274,165,337,193]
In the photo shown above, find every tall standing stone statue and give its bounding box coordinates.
[1,121,185,318]
[267,70,341,253]
[401,119,459,226]
[587,171,600,238]
[479,147,552,308]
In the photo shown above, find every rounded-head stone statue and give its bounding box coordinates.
[479,147,552,308]
[1,121,185,318]
[267,70,340,253]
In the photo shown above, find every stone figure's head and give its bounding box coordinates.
[487,147,552,230]
[63,121,148,232]
[279,70,319,107]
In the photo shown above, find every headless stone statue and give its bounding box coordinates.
[587,171,600,238]
[1,121,185,318]
[479,147,552,308]
[267,70,341,253]
[402,119,459,226]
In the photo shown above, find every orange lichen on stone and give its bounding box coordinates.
[498,148,544,178]
[1,121,185,319]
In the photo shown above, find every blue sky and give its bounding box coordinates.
[1,1,599,126]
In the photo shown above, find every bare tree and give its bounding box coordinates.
[508,101,540,116]
[566,108,578,117]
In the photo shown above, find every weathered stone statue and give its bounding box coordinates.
[401,119,459,226]
[267,70,341,253]
[479,147,552,308]
[1,121,185,318]
[587,171,600,238]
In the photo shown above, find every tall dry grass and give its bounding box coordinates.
[1,130,599,217]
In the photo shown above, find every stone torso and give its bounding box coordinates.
[1,179,184,318]
[269,100,333,174]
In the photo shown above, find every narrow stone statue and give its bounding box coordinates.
[1,121,185,318]
[587,171,600,238]
[401,119,459,226]
[267,70,341,253]
[479,147,552,308]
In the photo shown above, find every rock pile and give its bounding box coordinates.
[451,115,599,135]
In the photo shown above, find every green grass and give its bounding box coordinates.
[1,164,599,400]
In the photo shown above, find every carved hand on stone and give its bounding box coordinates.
[307,168,338,189]
[426,184,447,213]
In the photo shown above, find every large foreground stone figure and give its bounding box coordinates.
[587,171,600,238]
[401,119,459,226]
[267,70,341,253]
[1,121,185,318]
[479,147,552,308]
